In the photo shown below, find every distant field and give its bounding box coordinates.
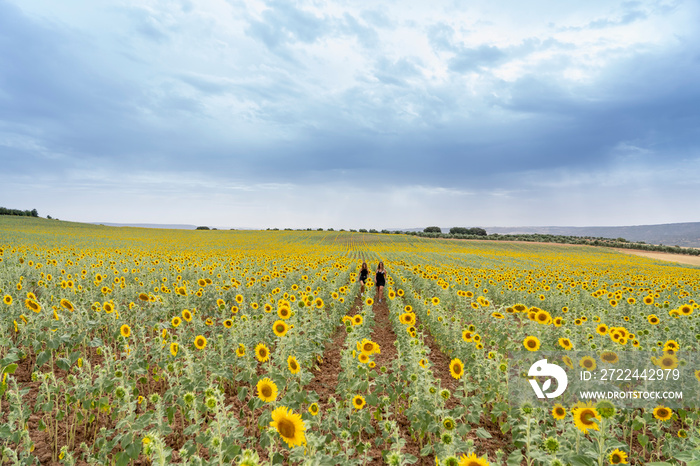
[1,216,698,465]
[614,248,700,267]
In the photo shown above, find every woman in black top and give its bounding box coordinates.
[358,262,369,294]
[375,261,386,303]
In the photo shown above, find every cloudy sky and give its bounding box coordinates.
[1,0,699,229]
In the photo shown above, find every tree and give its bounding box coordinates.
[195,226,210,230]
[449,227,469,235]
[424,226,442,233]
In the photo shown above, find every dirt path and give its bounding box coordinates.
[308,294,363,407]
[366,300,425,465]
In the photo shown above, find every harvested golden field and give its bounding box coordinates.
[1,216,699,465]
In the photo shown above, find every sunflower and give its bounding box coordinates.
[278,306,291,319]
[608,449,628,464]
[257,377,278,402]
[360,339,379,355]
[457,452,490,466]
[432,296,440,305]
[236,344,245,357]
[288,356,300,374]
[404,305,412,312]
[366,298,374,306]
[314,297,324,308]
[194,335,207,350]
[579,356,596,371]
[558,338,573,350]
[352,395,366,410]
[523,336,540,352]
[644,296,654,305]
[205,318,213,326]
[419,358,428,368]
[449,358,464,379]
[600,351,619,364]
[171,316,181,328]
[358,352,370,364]
[270,406,306,448]
[120,324,131,338]
[596,324,608,335]
[553,317,563,327]
[573,402,600,434]
[60,299,74,311]
[138,292,149,301]
[255,343,270,362]
[680,304,693,316]
[653,405,672,421]
[551,404,566,420]
[25,299,41,313]
[462,329,473,342]
[308,403,319,416]
[3,295,12,306]
[223,319,233,328]
[352,315,363,326]
[535,310,552,325]
[170,342,179,356]
[491,312,505,319]
[235,294,244,303]
[182,309,192,322]
[273,320,289,337]
[655,354,678,370]
[562,355,574,369]
[663,340,680,351]
[647,314,659,325]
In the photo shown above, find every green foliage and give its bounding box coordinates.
[0,206,39,217]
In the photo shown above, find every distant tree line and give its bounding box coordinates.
[271,225,700,257]
[0,207,39,217]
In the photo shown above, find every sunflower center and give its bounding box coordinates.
[276,325,285,332]
[555,407,565,416]
[580,410,595,426]
[611,454,621,463]
[527,340,537,348]
[454,364,463,374]
[290,361,298,370]
[657,408,669,418]
[277,419,296,438]
[261,385,272,397]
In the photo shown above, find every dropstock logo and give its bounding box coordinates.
[528,359,568,399]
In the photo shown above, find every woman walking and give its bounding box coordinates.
[375,261,386,303]
[358,262,369,294]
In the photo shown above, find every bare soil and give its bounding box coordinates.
[613,248,700,266]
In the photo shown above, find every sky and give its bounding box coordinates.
[1,0,699,230]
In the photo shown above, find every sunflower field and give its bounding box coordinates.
[1,216,699,466]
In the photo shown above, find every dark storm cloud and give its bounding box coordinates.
[2,0,699,228]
